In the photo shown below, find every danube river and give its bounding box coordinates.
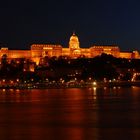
[0,87,140,140]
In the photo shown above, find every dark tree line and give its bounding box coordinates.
[1,54,140,82]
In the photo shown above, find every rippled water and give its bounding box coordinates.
[0,87,140,140]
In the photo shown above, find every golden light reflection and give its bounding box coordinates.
[16,89,20,92]
[93,87,97,91]
[92,87,97,100]
[9,89,14,92]
[113,86,116,90]
[2,89,6,92]
[93,81,97,86]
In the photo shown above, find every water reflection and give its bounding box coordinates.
[0,88,139,139]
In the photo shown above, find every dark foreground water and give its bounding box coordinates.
[0,87,140,140]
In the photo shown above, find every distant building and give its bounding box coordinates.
[0,32,139,64]
[90,46,120,58]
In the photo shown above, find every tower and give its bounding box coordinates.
[69,32,81,57]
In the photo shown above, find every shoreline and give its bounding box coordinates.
[0,81,140,89]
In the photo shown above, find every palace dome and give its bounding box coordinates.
[70,32,79,42]
[69,32,80,49]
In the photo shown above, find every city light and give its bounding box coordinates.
[93,82,97,86]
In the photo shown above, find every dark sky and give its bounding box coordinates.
[0,0,140,51]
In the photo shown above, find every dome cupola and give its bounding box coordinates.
[69,32,80,49]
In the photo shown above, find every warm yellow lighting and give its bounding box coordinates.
[69,32,80,49]
[10,89,14,91]
[16,89,20,92]
[0,33,139,63]
[93,87,97,100]
[93,87,96,90]
[10,80,13,84]
[2,89,6,92]
[104,78,107,82]
[89,77,92,80]
[113,87,116,90]
[93,81,97,86]
[113,79,116,81]
[132,72,140,81]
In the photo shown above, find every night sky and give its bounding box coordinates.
[0,0,140,51]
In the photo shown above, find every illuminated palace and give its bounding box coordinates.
[0,33,139,64]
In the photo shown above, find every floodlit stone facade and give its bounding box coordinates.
[0,33,139,64]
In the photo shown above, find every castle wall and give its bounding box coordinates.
[81,48,91,57]
[62,48,70,56]
[90,46,120,58]
[120,52,132,59]
[8,50,31,58]
[0,33,139,63]
[0,48,31,59]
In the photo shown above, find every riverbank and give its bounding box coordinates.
[0,81,140,89]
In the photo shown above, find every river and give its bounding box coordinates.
[0,87,140,140]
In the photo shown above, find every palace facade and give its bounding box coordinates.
[0,33,139,64]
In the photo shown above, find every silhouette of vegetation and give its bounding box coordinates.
[0,53,140,82]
